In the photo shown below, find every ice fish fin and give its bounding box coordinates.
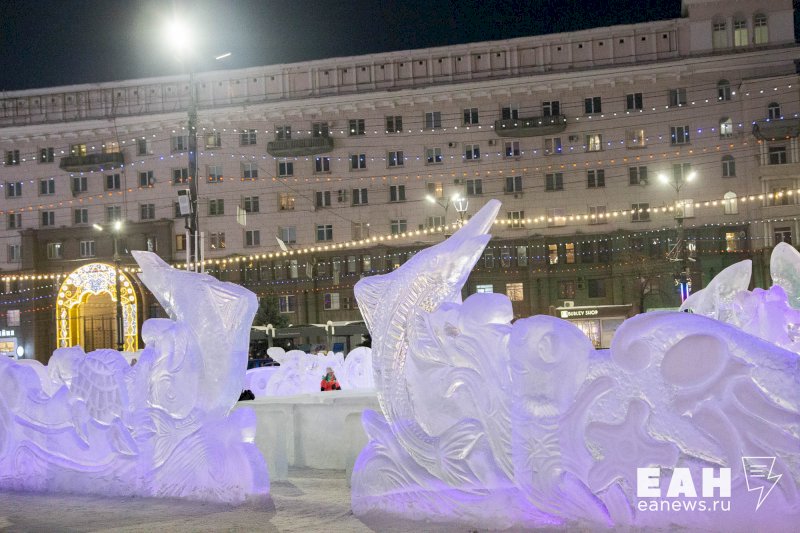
[354,275,393,331]
[437,419,486,486]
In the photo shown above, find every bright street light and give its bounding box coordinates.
[163,17,194,60]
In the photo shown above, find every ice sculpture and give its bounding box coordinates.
[0,251,268,503]
[258,347,374,396]
[351,199,799,530]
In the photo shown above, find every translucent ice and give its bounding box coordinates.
[258,347,374,396]
[351,199,800,530]
[0,251,268,503]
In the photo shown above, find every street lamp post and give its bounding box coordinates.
[94,221,124,351]
[426,193,467,228]
[658,170,697,302]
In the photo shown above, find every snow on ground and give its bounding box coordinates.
[0,468,476,533]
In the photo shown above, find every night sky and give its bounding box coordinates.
[0,0,744,92]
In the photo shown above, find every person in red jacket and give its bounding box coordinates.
[321,367,341,391]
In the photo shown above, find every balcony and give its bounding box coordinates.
[494,115,567,137]
[60,152,125,172]
[267,136,334,157]
[752,118,800,141]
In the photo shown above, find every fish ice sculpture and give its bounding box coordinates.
[351,199,799,530]
[0,251,268,503]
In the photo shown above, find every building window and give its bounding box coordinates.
[279,295,296,313]
[387,150,404,167]
[505,175,522,193]
[506,282,524,302]
[466,178,483,196]
[463,108,479,125]
[138,170,155,187]
[584,96,602,114]
[243,196,260,213]
[6,181,22,198]
[280,226,297,244]
[507,210,525,228]
[316,224,333,241]
[240,129,257,145]
[41,210,55,227]
[349,119,365,136]
[627,166,648,186]
[351,222,369,240]
[713,20,727,49]
[719,117,733,138]
[242,162,258,179]
[390,219,407,235]
[427,215,445,228]
[544,137,562,155]
[105,173,121,190]
[754,13,768,45]
[547,207,566,227]
[464,144,480,161]
[586,134,603,152]
[631,203,650,222]
[722,155,736,177]
[424,111,442,129]
[106,205,122,222]
[140,203,155,220]
[209,198,225,216]
[670,125,690,145]
[427,181,444,198]
[316,191,332,207]
[772,187,790,206]
[79,240,96,258]
[718,80,732,101]
[725,232,740,252]
[389,185,406,202]
[504,140,521,158]
[350,153,367,170]
[733,18,748,47]
[626,129,646,148]
[47,242,63,259]
[548,244,558,265]
[312,122,330,137]
[39,147,54,163]
[501,105,519,120]
[315,156,331,173]
[71,176,87,193]
[476,284,493,293]
[274,125,291,140]
[171,135,188,152]
[39,178,55,196]
[245,229,261,247]
[70,143,87,156]
[7,244,20,262]
[588,279,607,298]
[278,193,294,211]
[277,161,294,177]
[542,100,560,116]
[172,167,189,185]
[558,280,576,299]
[565,242,576,264]
[204,131,222,148]
[769,146,788,165]
[723,191,738,215]
[484,250,495,269]
[767,102,781,120]
[672,162,692,182]
[209,232,225,250]
[426,147,443,164]
[589,205,607,224]
[352,188,368,205]
[176,234,186,251]
[7,213,21,229]
[385,116,402,133]
[5,150,19,165]
[626,92,643,111]
[669,88,687,106]
[74,208,88,225]
[587,169,605,188]
[517,246,528,266]
[774,227,792,245]
[545,173,563,191]
[324,293,340,311]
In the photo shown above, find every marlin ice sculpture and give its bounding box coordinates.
[351,199,799,531]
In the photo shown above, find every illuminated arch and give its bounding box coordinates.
[56,263,138,352]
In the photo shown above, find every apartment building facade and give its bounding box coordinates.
[0,0,797,358]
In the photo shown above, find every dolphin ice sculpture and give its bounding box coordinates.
[0,251,268,503]
[351,199,799,530]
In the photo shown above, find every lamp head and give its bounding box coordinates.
[425,195,436,204]
[658,173,669,185]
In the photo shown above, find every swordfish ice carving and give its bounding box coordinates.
[351,199,799,531]
[0,251,268,503]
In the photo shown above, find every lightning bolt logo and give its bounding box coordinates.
[741,456,781,511]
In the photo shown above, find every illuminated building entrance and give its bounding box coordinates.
[56,263,138,352]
